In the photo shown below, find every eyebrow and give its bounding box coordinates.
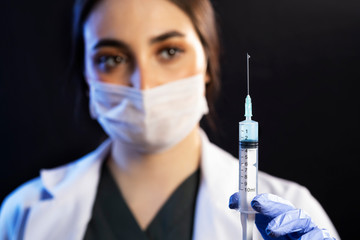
[92,39,130,51]
[149,30,185,44]
[92,30,185,50]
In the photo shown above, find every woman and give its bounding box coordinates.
[0,0,340,239]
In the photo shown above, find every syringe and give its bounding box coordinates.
[239,53,258,240]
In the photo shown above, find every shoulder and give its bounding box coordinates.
[0,177,43,237]
[0,139,111,236]
[258,172,339,238]
[203,140,312,203]
[1,177,43,212]
[1,159,76,216]
[201,133,339,236]
[258,171,320,212]
[0,141,108,212]
[258,171,310,202]
[203,134,314,208]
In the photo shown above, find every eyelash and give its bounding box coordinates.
[95,54,127,72]
[94,46,185,72]
[157,46,184,61]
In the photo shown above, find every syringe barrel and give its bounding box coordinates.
[239,120,258,214]
[239,119,258,142]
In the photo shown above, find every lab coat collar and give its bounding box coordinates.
[38,129,223,199]
[39,129,227,200]
[24,139,113,240]
[40,139,112,198]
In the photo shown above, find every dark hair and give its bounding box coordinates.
[69,0,221,129]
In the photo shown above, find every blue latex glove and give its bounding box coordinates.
[229,193,336,240]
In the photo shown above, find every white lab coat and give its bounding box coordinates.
[0,131,340,240]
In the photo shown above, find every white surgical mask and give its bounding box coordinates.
[88,74,209,153]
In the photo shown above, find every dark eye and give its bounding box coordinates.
[158,47,183,61]
[96,55,127,71]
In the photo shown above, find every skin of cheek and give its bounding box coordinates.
[83,56,95,84]
[154,37,208,86]
[184,31,210,85]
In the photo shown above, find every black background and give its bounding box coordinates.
[1,0,359,238]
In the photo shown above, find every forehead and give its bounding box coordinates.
[84,0,197,44]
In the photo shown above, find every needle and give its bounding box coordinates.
[247,53,250,96]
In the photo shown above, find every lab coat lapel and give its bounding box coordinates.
[23,140,112,240]
[24,195,90,240]
[193,131,242,240]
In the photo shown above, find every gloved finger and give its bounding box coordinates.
[266,209,317,238]
[251,193,295,218]
[255,213,278,240]
[298,228,336,240]
[229,192,239,209]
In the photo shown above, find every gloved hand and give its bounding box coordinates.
[229,193,336,240]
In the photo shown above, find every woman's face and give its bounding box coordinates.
[83,0,209,89]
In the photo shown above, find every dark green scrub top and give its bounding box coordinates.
[83,161,200,240]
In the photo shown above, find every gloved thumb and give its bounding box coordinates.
[229,192,240,209]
